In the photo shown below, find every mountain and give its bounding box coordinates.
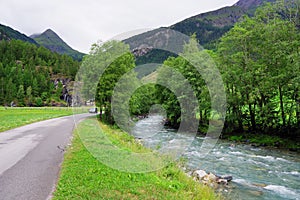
[124,0,276,77]
[169,0,276,48]
[125,0,277,49]
[234,0,276,10]
[0,23,38,45]
[0,24,84,61]
[31,29,84,61]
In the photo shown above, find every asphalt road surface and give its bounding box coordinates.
[0,113,93,200]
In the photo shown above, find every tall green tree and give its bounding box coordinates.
[79,40,136,124]
[155,35,215,131]
[217,0,300,135]
[96,52,136,124]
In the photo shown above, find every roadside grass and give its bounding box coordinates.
[0,107,86,132]
[53,118,220,200]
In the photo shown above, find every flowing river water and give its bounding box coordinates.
[132,115,300,200]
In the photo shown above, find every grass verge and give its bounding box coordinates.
[0,107,84,132]
[53,118,220,200]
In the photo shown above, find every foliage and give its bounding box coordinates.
[130,84,158,116]
[155,35,213,130]
[0,39,80,106]
[81,40,159,125]
[217,0,300,137]
[78,40,131,104]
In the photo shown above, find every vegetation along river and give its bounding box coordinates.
[132,115,300,200]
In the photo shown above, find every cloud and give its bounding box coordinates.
[0,0,238,53]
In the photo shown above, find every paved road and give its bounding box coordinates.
[0,113,93,200]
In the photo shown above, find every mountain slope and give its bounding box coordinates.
[235,0,276,10]
[126,0,276,50]
[0,23,38,45]
[31,29,84,61]
[124,0,277,78]
[170,0,276,48]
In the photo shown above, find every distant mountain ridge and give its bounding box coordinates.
[126,0,276,50]
[169,0,276,47]
[30,29,84,61]
[234,0,276,10]
[124,0,277,77]
[0,23,38,45]
[0,23,84,61]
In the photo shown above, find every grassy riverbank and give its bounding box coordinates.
[225,133,300,152]
[0,107,82,132]
[53,118,219,200]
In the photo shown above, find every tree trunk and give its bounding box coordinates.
[200,110,203,122]
[279,86,286,127]
[295,89,300,128]
[99,106,103,121]
[249,103,256,132]
[237,108,244,132]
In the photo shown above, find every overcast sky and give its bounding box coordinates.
[0,0,238,53]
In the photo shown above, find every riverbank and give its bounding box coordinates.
[223,133,300,152]
[52,118,220,200]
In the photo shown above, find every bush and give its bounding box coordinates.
[35,97,43,106]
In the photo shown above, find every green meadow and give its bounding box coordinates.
[0,107,78,132]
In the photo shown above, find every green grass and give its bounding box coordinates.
[53,118,220,200]
[227,133,300,150]
[0,107,84,132]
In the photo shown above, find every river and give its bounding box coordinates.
[132,115,300,200]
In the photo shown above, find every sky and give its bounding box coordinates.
[0,0,239,53]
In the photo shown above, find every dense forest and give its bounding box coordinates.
[0,39,80,106]
[83,1,299,148]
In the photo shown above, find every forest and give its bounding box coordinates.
[0,39,80,106]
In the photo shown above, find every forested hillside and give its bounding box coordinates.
[0,24,38,45]
[0,39,80,106]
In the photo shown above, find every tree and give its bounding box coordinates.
[78,40,136,124]
[155,35,218,131]
[96,52,136,124]
[26,86,33,106]
[56,81,63,101]
[217,0,300,135]
[17,85,25,106]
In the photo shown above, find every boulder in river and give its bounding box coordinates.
[216,175,233,182]
[252,183,267,188]
[191,169,233,187]
[192,170,207,181]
